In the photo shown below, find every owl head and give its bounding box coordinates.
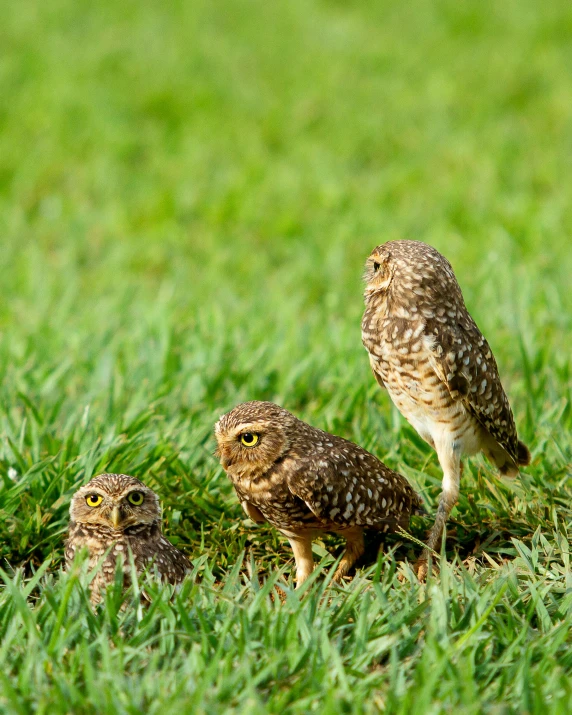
[69,473,161,531]
[214,401,294,478]
[364,240,461,305]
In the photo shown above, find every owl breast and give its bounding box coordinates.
[365,316,484,456]
[235,478,320,530]
[231,461,342,532]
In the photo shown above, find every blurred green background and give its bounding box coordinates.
[1,0,571,710]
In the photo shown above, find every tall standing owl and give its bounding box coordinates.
[215,401,424,587]
[361,240,530,577]
[65,473,191,603]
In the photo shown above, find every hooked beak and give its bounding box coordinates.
[110,506,121,529]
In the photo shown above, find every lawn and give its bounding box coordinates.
[1,0,572,711]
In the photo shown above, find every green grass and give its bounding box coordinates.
[1,0,572,711]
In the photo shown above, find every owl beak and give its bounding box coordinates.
[110,506,121,529]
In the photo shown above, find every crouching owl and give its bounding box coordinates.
[215,401,424,587]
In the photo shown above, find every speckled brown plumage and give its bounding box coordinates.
[65,474,191,604]
[215,401,424,586]
[361,240,530,576]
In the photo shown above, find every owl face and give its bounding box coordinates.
[363,244,396,295]
[364,240,460,305]
[70,474,160,531]
[215,401,292,478]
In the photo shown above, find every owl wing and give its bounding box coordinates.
[424,317,521,465]
[128,529,192,586]
[286,440,424,529]
[152,539,192,585]
[64,539,77,569]
[64,522,87,569]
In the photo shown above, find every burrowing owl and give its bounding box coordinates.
[65,473,191,603]
[361,240,530,577]
[215,401,424,587]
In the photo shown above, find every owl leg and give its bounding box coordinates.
[333,528,365,583]
[417,441,462,580]
[286,533,315,587]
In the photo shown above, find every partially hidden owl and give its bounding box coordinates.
[215,401,425,587]
[361,240,530,577]
[65,473,191,603]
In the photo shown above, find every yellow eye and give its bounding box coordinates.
[240,432,259,447]
[127,491,144,506]
[85,494,103,507]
